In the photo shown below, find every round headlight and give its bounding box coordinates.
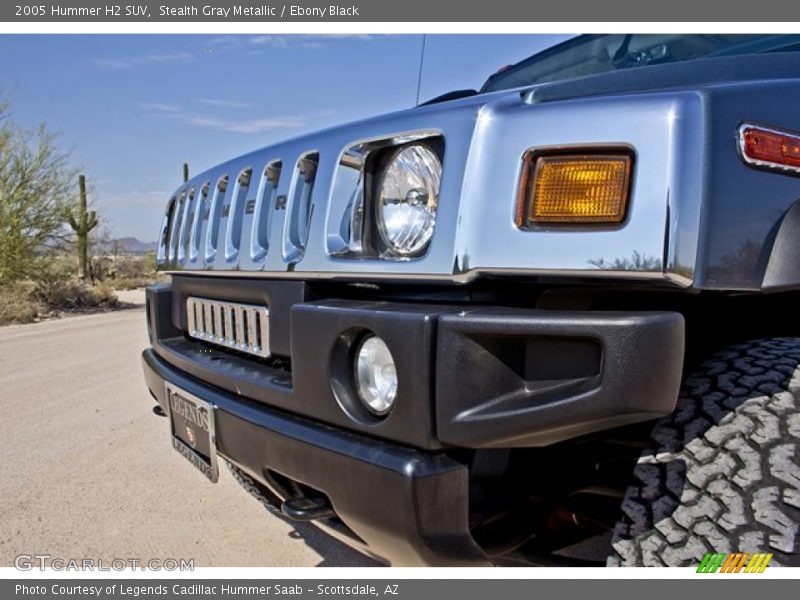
[354,335,398,416]
[376,144,442,257]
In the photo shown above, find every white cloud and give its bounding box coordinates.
[207,34,376,51]
[139,102,308,134]
[248,35,290,48]
[94,35,378,71]
[145,51,194,63]
[139,102,181,113]
[183,114,307,134]
[92,58,133,70]
[249,34,374,47]
[196,98,251,109]
[207,35,239,47]
[318,34,375,40]
[92,49,196,70]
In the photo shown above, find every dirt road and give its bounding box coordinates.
[0,291,375,568]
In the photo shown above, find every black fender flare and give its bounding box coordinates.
[762,198,800,291]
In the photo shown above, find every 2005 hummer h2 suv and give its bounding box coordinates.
[142,34,800,566]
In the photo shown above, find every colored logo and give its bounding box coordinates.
[697,552,773,573]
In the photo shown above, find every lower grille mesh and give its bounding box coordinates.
[186,297,270,358]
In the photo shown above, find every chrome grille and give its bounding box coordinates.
[186,297,270,358]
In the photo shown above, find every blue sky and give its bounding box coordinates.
[0,34,570,241]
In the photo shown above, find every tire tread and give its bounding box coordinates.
[609,338,800,566]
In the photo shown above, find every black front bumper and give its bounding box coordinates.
[143,349,490,567]
[142,279,685,565]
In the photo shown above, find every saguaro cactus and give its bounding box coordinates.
[67,175,98,282]
[183,162,189,183]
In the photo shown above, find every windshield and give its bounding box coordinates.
[482,34,800,93]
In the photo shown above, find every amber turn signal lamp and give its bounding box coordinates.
[740,124,800,172]
[516,151,633,226]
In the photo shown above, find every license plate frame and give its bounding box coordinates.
[165,383,219,483]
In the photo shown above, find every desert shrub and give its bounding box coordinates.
[106,253,162,290]
[30,258,79,308]
[113,256,150,279]
[30,254,76,285]
[33,278,118,310]
[106,253,160,289]
[29,258,118,311]
[89,256,114,282]
[0,281,40,325]
[109,276,159,291]
[88,282,118,307]
[0,255,119,325]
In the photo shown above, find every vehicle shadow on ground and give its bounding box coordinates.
[224,464,382,566]
[284,523,381,567]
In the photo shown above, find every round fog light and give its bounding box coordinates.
[354,336,397,416]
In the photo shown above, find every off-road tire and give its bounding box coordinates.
[608,338,800,566]
[226,461,286,519]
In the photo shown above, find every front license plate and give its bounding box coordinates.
[165,383,218,482]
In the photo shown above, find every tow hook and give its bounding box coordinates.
[281,496,336,521]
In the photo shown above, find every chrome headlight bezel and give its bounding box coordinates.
[370,144,443,259]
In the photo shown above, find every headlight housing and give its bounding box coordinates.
[375,144,442,257]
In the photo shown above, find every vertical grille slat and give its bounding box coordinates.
[250,160,283,261]
[186,297,270,358]
[259,311,269,354]
[188,182,211,263]
[204,175,229,263]
[212,304,224,341]
[168,192,185,265]
[248,310,258,353]
[224,305,235,347]
[235,306,246,350]
[177,188,196,264]
[225,168,252,262]
[195,303,203,335]
[203,303,213,339]
[187,298,197,334]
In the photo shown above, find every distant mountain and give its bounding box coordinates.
[95,237,158,255]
